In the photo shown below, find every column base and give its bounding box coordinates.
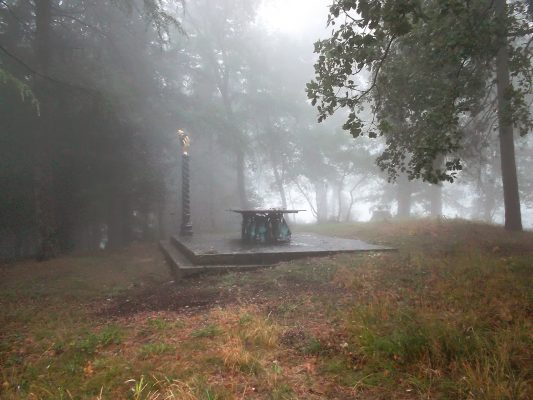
[180,223,193,236]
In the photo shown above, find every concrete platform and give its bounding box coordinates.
[160,233,394,278]
[160,240,268,279]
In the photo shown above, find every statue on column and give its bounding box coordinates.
[178,129,190,155]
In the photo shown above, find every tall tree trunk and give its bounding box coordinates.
[396,176,412,218]
[236,149,247,208]
[220,85,248,210]
[495,0,522,231]
[293,179,317,218]
[315,180,328,223]
[207,136,217,229]
[483,186,496,223]
[273,166,288,209]
[336,181,343,222]
[429,156,444,218]
[429,183,443,217]
[34,0,59,260]
[344,174,368,221]
[35,0,51,70]
[266,125,288,210]
[345,190,355,222]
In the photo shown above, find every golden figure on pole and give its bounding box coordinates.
[177,129,190,155]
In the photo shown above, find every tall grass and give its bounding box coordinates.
[335,250,532,399]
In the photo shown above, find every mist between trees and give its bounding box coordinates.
[1,0,532,261]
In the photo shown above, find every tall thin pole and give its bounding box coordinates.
[178,130,193,236]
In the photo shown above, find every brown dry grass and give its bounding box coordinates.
[1,219,532,399]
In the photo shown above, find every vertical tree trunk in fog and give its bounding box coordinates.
[336,182,343,222]
[35,0,51,69]
[236,149,248,209]
[495,0,522,231]
[273,166,288,209]
[476,165,497,223]
[396,176,412,218]
[345,191,355,222]
[429,184,443,217]
[344,175,368,222]
[428,155,444,218]
[207,137,217,229]
[34,0,59,260]
[266,123,288,210]
[220,83,248,209]
[315,181,328,223]
[483,183,496,223]
[294,179,318,218]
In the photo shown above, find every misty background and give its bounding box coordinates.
[1,0,532,261]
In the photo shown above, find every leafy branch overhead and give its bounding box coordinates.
[0,66,39,113]
[113,0,184,41]
[307,0,533,183]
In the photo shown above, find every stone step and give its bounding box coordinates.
[159,240,190,280]
[160,240,271,279]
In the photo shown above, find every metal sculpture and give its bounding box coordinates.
[231,209,303,244]
[178,129,193,236]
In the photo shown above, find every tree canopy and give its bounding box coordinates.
[307,0,533,182]
[307,0,533,230]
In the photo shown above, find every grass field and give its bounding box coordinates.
[1,219,532,399]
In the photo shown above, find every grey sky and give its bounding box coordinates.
[258,0,331,37]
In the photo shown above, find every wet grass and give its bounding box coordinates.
[0,220,532,399]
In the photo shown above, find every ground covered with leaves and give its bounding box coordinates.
[1,220,532,399]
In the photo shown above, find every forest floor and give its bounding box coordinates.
[1,219,532,400]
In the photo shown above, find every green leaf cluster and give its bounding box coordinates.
[307,0,533,183]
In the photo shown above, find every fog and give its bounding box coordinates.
[1,0,532,261]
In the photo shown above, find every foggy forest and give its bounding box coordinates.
[1,0,532,399]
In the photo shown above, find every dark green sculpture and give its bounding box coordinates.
[231,209,302,244]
